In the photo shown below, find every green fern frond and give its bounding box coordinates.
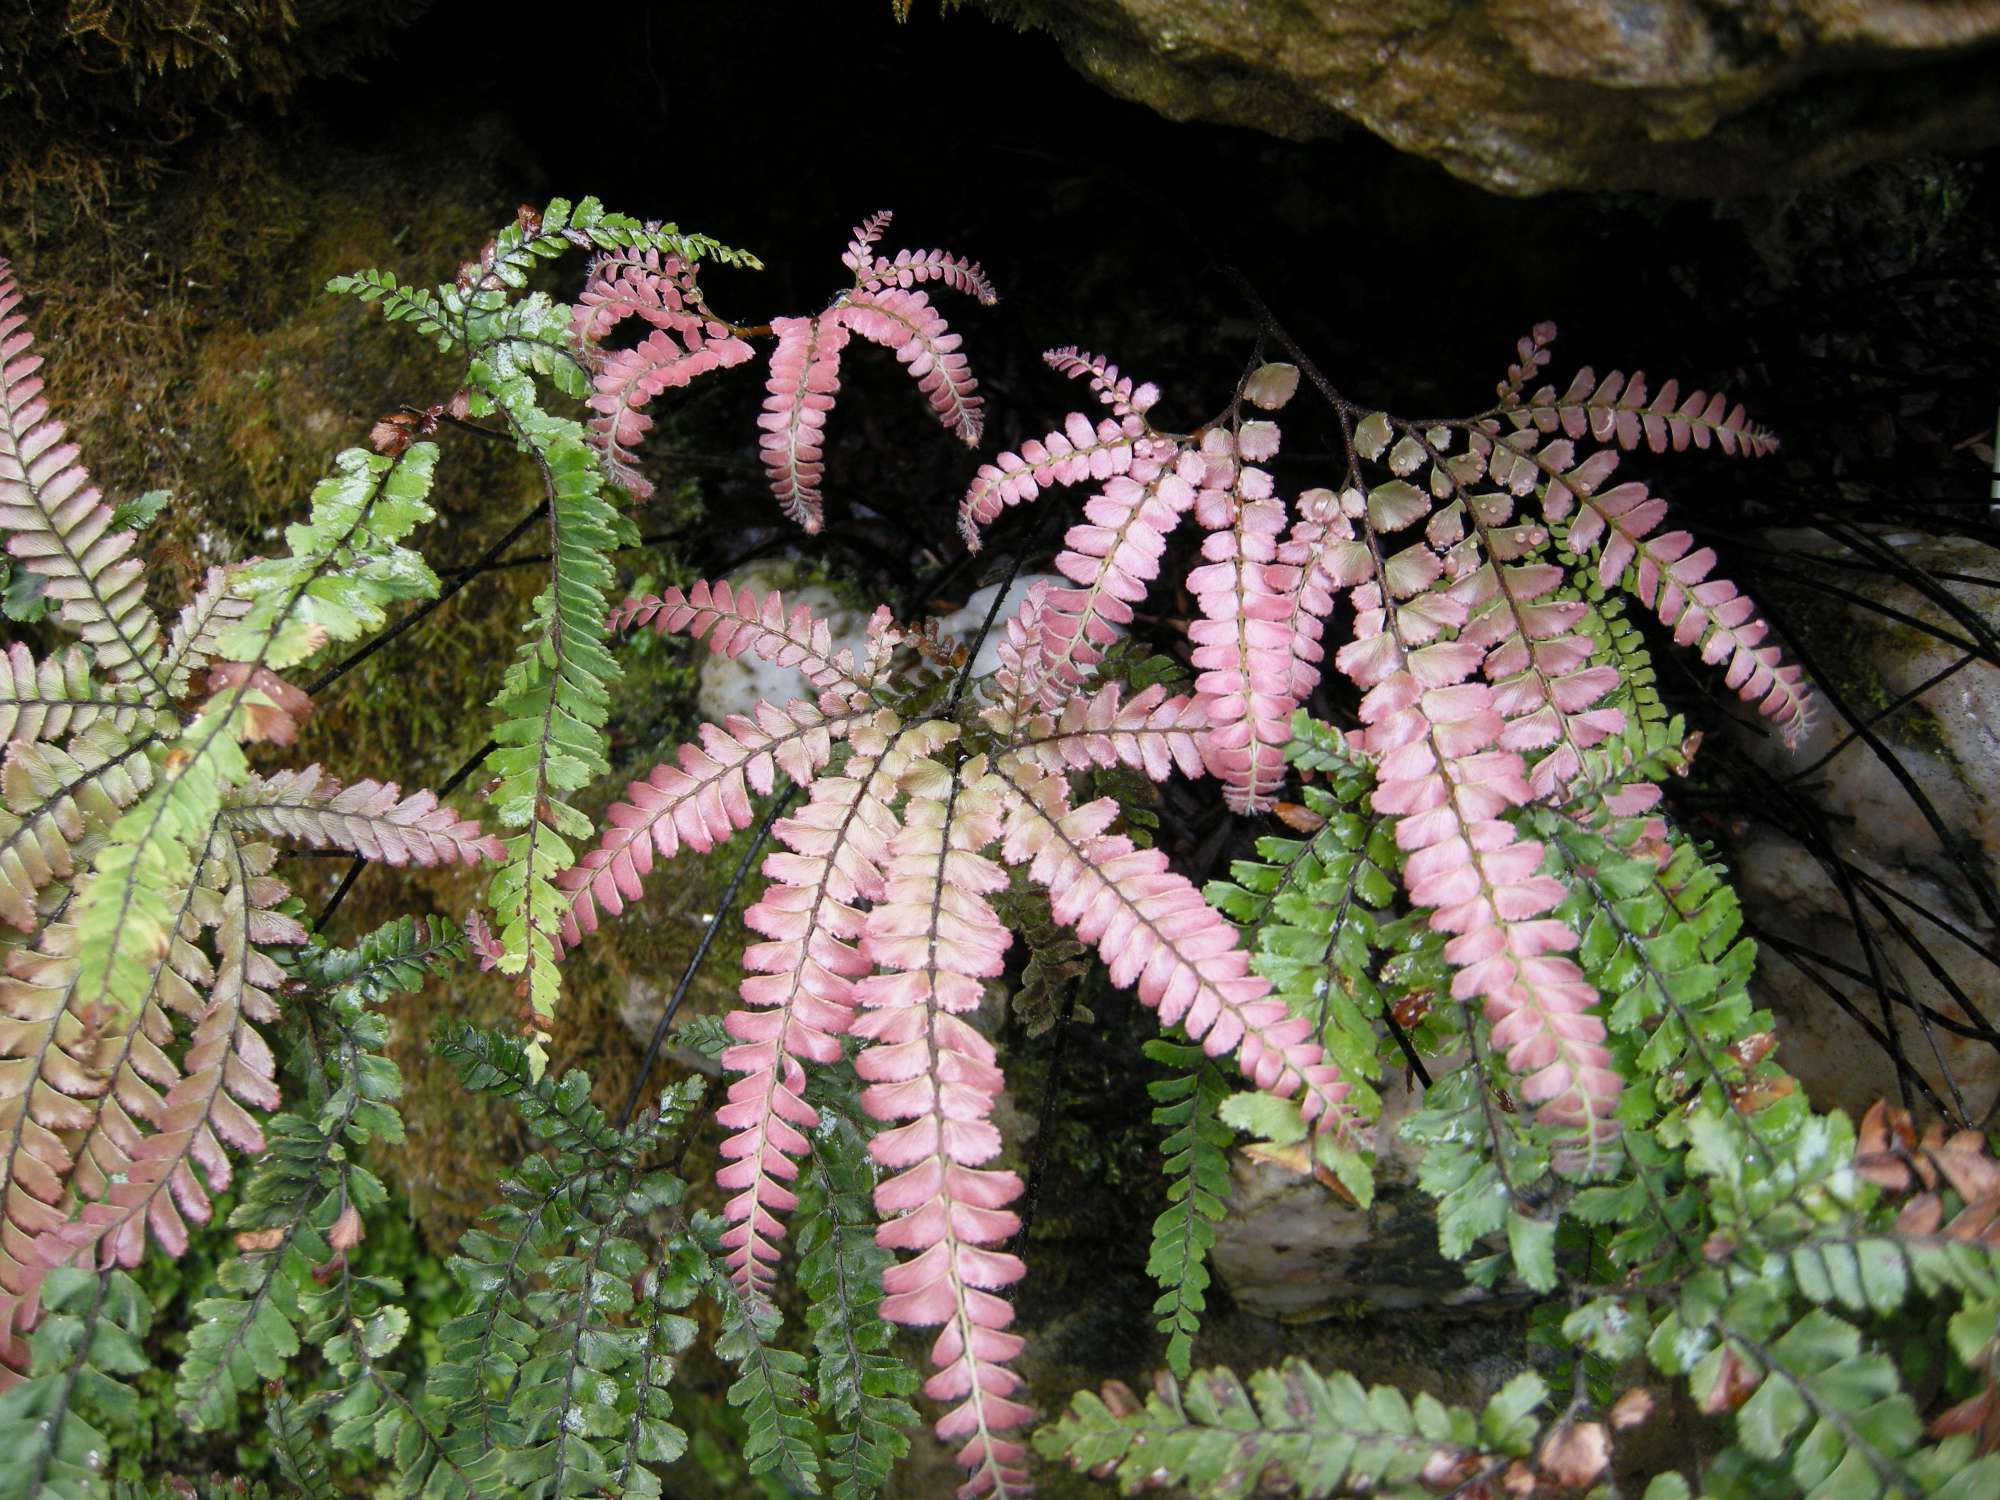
[473,359,619,1050]
[798,1071,919,1499]
[697,1222,823,1494]
[0,1269,152,1500]
[174,917,458,1433]
[1037,1358,1548,1499]
[426,1026,702,1497]
[216,443,441,671]
[323,269,456,349]
[1141,1038,1232,1378]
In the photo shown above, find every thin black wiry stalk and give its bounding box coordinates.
[1754,595,2000,929]
[1761,939,1954,1120]
[1785,652,1976,782]
[306,500,550,697]
[1819,520,2000,663]
[618,785,797,1129]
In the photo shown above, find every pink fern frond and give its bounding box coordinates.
[1444,466,1626,798]
[571,246,708,347]
[1273,487,1372,701]
[226,767,506,867]
[1345,584,1622,1172]
[0,732,160,932]
[161,566,251,698]
[716,717,949,1296]
[757,313,850,533]
[1043,347,1160,421]
[859,246,999,306]
[1008,681,1208,783]
[610,578,877,707]
[1026,450,1199,708]
[852,751,1030,1498]
[0,262,166,695]
[998,763,1360,1142]
[956,409,1153,551]
[584,326,755,500]
[1496,322,1558,407]
[835,287,983,445]
[558,699,853,943]
[842,211,896,271]
[1565,479,1812,744]
[1524,367,1779,458]
[0,928,91,1375]
[0,641,137,746]
[1187,446,1297,812]
[52,873,283,1272]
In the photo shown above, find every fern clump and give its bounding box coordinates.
[7,197,1988,1500]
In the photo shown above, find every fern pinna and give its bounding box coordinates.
[0,258,505,1394]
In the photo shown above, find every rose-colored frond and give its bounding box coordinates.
[1566,479,1811,745]
[0,729,159,931]
[585,324,754,499]
[227,767,506,867]
[571,246,707,347]
[836,287,983,445]
[851,751,1030,1498]
[757,313,850,533]
[559,698,852,943]
[1274,487,1371,701]
[0,641,136,746]
[957,408,1154,551]
[1026,450,1200,710]
[1497,322,1558,407]
[857,246,999,307]
[0,262,167,695]
[842,211,896,270]
[998,763,1359,1141]
[162,567,252,697]
[0,926,90,1377]
[1187,446,1298,812]
[52,865,283,1273]
[1042,347,1160,422]
[1344,584,1621,1172]
[1423,451,1628,798]
[1524,366,1779,458]
[1008,681,1208,783]
[610,578,877,707]
[716,716,948,1296]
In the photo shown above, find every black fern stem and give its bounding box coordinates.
[618,784,799,1128]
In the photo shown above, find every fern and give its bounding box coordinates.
[1037,1360,1555,1500]
[0,251,502,1385]
[0,1268,152,1500]
[799,1068,921,1499]
[174,916,464,1433]
[1141,1040,1232,1379]
[700,1221,824,1493]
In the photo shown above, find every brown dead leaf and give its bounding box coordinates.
[1538,1420,1610,1487]
[1698,1345,1760,1414]
[1608,1386,1655,1430]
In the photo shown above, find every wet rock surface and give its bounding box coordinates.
[992,0,2000,194]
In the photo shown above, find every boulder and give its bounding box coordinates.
[989,0,2000,195]
[1725,533,2000,1124]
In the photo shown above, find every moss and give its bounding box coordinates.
[1,0,428,226]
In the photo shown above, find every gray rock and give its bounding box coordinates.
[1727,534,2000,1123]
[987,0,2000,195]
